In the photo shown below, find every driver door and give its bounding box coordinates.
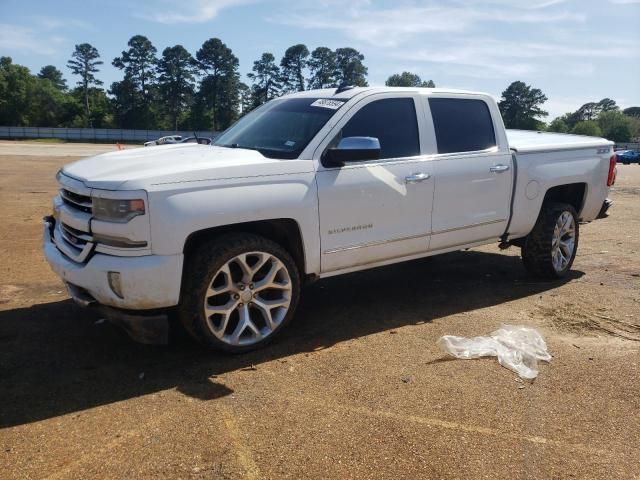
[315,94,435,273]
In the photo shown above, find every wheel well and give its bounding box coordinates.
[542,183,586,216]
[183,219,307,276]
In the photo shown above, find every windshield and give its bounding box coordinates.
[213,97,347,159]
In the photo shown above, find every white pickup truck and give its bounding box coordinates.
[44,86,617,351]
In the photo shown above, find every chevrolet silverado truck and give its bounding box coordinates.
[43,86,617,352]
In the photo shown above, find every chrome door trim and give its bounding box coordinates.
[323,233,429,255]
[322,219,507,255]
[431,218,506,236]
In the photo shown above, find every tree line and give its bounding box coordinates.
[0,35,637,142]
[498,81,640,142]
[0,37,389,132]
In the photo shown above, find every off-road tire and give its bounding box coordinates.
[521,202,579,279]
[179,233,301,353]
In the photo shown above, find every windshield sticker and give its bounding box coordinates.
[310,99,345,110]
[284,140,296,147]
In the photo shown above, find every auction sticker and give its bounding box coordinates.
[310,99,345,109]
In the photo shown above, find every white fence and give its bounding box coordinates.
[0,126,219,142]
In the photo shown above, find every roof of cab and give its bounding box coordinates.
[284,86,489,100]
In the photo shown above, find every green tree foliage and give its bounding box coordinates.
[0,57,35,125]
[280,44,309,93]
[238,82,252,116]
[623,107,640,119]
[67,43,103,126]
[498,81,548,130]
[572,98,618,123]
[547,117,569,133]
[0,57,82,127]
[307,47,336,89]
[597,110,632,142]
[111,35,159,128]
[334,48,368,87]
[30,80,79,127]
[385,71,435,87]
[112,35,157,100]
[109,77,138,128]
[247,53,281,108]
[185,91,212,131]
[550,100,638,141]
[79,87,112,128]
[38,65,67,91]
[572,121,602,137]
[196,38,240,131]
[597,98,618,113]
[156,45,198,130]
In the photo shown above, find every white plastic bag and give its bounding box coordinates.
[437,325,552,379]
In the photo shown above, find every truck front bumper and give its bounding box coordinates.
[43,217,184,344]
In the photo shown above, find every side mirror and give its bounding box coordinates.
[323,136,381,167]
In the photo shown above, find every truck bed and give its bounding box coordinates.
[506,129,612,154]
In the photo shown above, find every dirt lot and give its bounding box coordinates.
[0,142,638,479]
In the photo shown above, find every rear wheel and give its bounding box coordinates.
[180,233,300,352]
[521,202,579,279]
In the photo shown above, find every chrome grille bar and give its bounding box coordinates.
[60,188,92,213]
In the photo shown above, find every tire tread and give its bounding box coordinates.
[179,233,300,352]
[521,202,579,279]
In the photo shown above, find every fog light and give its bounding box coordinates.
[108,271,124,299]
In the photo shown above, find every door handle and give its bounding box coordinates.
[490,164,510,173]
[405,172,431,184]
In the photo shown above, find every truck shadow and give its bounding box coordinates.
[0,250,582,428]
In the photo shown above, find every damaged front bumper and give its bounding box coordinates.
[65,282,171,344]
[43,216,182,344]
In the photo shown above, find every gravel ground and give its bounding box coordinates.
[0,143,638,479]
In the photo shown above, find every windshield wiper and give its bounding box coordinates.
[218,143,259,151]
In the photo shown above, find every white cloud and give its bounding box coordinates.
[388,36,636,80]
[271,1,638,88]
[458,0,568,8]
[36,17,93,30]
[0,24,66,56]
[272,4,585,49]
[144,0,254,24]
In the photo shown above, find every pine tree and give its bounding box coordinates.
[67,43,103,127]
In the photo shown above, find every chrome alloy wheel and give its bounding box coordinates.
[551,211,576,273]
[203,252,292,346]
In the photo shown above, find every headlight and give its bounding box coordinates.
[92,198,145,223]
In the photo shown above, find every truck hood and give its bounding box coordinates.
[62,144,315,190]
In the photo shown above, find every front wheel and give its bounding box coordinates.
[521,202,579,279]
[179,233,301,353]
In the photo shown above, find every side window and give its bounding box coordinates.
[341,98,420,159]
[428,98,496,154]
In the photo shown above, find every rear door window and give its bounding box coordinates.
[428,98,496,154]
[341,98,420,159]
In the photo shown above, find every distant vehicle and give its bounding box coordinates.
[144,135,183,147]
[615,150,640,165]
[179,136,212,145]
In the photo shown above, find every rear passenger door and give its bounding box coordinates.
[425,96,513,250]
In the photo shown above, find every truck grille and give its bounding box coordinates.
[60,188,92,214]
[60,223,92,248]
[54,178,95,263]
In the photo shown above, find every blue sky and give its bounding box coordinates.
[1,0,639,119]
